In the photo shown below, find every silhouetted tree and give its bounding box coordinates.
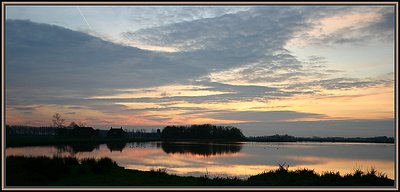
[52,113,65,128]
[161,124,245,140]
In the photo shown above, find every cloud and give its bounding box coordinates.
[87,81,299,105]
[13,106,37,111]
[192,81,286,99]
[123,6,395,54]
[207,52,393,94]
[285,76,394,92]
[311,77,392,90]
[295,7,395,46]
[67,106,89,109]
[7,7,393,111]
[123,6,252,33]
[5,20,203,105]
[203,110,328,123]
[207,53,333,85]
[122,7,312,72]
[6,6,251,44]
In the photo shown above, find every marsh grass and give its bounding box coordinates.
[149,168,168,175]
[247,164,393,186]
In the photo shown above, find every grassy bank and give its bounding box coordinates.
[6,156,394,186]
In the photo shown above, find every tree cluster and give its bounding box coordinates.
[160,124,245,140]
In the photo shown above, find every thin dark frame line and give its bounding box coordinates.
[1,1,398,190]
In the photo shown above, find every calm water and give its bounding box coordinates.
[6,142,395,179]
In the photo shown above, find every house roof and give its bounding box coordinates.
[107,127,126,134]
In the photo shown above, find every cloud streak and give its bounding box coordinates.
[76,6,93,31]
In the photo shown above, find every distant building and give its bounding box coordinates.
[70,126,98,137]
[107,127,127,137]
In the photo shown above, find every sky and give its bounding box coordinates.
[4,5,396,137]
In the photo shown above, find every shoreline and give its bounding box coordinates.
[5,135,395,147]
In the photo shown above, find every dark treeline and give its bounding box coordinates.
[6,125,100,137]
[6,125,58,136]
[247,134,395,143]
[6,125,394,144]
[6,125,160,139]
[161,124,245,140]
[125,130,161,139]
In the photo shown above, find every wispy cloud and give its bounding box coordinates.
[287,7,394,47]
[202,110,329,123]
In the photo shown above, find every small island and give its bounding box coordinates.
[161,124,245,140]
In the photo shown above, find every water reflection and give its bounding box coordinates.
[56,142,128,154]
[161,142,243,156]
[56,143,100,155]
[106,142,127,152]
[54,141,243,156]
[5,142,395,179]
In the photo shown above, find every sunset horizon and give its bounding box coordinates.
[2,2,398,189]
[5,5,395,137]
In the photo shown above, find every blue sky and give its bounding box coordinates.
[4,5,396,137]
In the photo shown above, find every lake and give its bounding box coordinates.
[5,141,395,179]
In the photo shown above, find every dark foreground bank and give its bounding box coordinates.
[6,156,394,186]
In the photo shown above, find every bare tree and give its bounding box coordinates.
[52,113,65,128]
